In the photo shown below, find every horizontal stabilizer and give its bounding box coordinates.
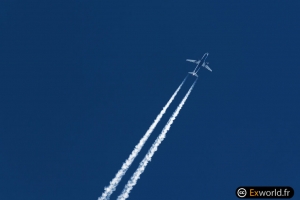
[188,72,198,77]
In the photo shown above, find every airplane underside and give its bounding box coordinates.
[186,52,211,75]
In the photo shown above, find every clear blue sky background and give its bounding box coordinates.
[1,1,299,200]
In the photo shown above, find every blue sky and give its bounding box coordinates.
[0,1,299,200]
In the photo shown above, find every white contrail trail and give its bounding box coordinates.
[98,75,188,200]
[117,78,198,200]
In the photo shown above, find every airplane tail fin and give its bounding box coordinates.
[189,72,198,77]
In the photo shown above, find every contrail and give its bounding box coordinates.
[117,78,198,200]
[98,75,188,200]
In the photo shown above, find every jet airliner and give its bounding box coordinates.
[186,53,212,77]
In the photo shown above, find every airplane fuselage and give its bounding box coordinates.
[192,53,209,73]
[186,52,211,76]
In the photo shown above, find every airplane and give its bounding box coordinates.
[186,52,212,77]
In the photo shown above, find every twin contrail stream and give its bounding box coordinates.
[117,78,198,200]
[98,75,188,200]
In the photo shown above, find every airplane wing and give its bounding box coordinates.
[186,59,197,63]
[204,65,212,72]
